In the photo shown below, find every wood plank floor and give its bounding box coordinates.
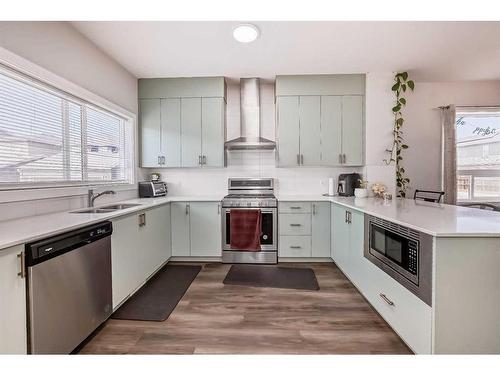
[78,262,411,354]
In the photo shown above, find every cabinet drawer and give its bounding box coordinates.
[279,236,311,257]
[279,214,311,235]
[279,201,312,214]
[357,258,432,354]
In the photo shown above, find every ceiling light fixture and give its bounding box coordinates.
[233,24,260,43]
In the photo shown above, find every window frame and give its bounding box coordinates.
[455,107,500,203]
[0,46,137,198]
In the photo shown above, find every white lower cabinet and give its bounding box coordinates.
[279,201,331,259]
[330,202,432,354]
[111,204,171,309]
[0,245,27,354]
[171,201,221,257]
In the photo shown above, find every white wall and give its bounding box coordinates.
[0,22,137,113]
[403,80,500,196]
[0,22,141,221]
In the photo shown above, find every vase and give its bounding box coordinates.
[354,188,368,198]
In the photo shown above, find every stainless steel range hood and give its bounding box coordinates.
[225,78,276,151]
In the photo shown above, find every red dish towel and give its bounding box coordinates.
[230,209,262,251]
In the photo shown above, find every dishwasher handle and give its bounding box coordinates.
[25,221,113,267]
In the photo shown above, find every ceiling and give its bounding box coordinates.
[71,21,500,82]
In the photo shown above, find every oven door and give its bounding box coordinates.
[222,207,277,251]
[368,222,419,285]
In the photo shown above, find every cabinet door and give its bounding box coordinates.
[0,245,27,354]
[277,96,300,167]
[321,96,342,166]
[312,202,331,257]
[140,205,171,279]
[299,96,321,166]
[111,214,141,309]
[171,202,191,256]
[140,99,162,167]
[190,202,221,257]
[181,98,202,167]
[342,95,364,166]
[202,97,224,167]
[347,209,365,286]
[331,204,350,272]
[161,98,181,167]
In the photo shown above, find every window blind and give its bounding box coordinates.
[0,68,133,187]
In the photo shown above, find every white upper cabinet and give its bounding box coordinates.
[140,99,162,167]
[277,96,300,167]
[275,75,365,167]
[320,96,342,165]
[201,97,225,167]
[161,98,181,167]
[181,97,202,167]
[299,96,321,166]
[341,95,364,166]
[139,77,226,169]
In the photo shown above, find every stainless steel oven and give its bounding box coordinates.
[364,215,433,306]
[221,178,278,264]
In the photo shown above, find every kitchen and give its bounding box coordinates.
[1,5,500,372]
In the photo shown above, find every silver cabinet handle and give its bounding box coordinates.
[17,252,26,279]
[300,154,304,165]
[339,154,342,164]
[343,154,346,164]
[290,223,302,227]
[138,213,146,227]
[296,154,300,165]
[290,206,301,209]
[158,156,162,165]
[185,204,190,215]
[379,293,395,306]
[345,210,348,223]
[312,204,316,215]
[202,155,206,165]
[217,203,221,214]
[347,211,352,224]
[162,156,166,164]
[198,155,202,165]
[290,246,302,249]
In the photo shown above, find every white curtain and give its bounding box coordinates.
[441,105,456,205]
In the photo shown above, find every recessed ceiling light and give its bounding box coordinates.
[233,24,260,43]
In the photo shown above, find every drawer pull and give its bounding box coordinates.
[290,206,302,209]
[289,224,302,227]
[379,293,395,306]
[290,246,302,249]
[17,252,26,279]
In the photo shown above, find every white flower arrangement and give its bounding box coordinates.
[371,182,387,198]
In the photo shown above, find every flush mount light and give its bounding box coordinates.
[233,24,260,43]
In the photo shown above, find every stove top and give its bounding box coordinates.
[222,178,277,208]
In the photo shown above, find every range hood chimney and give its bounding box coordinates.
[225,78,276,151]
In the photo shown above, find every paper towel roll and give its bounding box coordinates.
[328,177,335,196]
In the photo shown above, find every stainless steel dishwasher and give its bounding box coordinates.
[25,221,113,354]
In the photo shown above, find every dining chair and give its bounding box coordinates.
[413,189,445,203]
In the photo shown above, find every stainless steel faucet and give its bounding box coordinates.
[88,189,116,207]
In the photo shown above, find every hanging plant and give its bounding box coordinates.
[383,72,415,198]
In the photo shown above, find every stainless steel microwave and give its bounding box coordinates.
[364,215,433,306]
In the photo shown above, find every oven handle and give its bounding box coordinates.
[224,207,276,213]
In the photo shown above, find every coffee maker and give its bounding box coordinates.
[337,173,361,196]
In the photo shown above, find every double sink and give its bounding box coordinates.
[71,203,142,214]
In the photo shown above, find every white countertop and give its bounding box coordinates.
[0,195,224,251]
[2,193,500,251]
[278,194,500,238]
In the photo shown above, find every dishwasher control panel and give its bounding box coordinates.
[25,221,113,265]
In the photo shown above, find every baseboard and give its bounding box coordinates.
[169,256,222,262]
[278,257,334,263]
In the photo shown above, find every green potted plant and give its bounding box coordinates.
[355,179,369,198]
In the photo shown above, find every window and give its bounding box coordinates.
[456,109,500,202]
[0,67,134,188]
